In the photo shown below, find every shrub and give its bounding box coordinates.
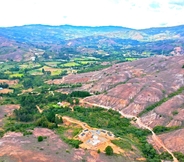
[38,136,43,142]
[172,110,178,115]
[105,146,113,155]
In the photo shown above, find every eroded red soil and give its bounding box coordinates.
[148,128,184,154]
[0,128,133,162]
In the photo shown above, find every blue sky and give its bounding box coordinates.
[0,0,184,29]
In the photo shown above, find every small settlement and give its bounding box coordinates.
[61,116,124,154]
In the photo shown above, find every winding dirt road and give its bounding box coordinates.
[81,100,179,162]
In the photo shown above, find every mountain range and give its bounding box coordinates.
[0,24,184,61]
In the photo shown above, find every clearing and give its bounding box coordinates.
[62,116,125,154]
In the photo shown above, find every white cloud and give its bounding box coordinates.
[0,0,184,29]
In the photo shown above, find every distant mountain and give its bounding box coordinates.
[0,25,134,43]
[0,24,183,61]
[139,25,184,36]
[0,24,183,43]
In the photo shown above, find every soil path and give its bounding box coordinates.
[36,105,43,114]
[62,116,91,129]
[81,100,179,162]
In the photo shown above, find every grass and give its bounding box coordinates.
[51,70,62,76]
[0,64,14,71]
[29,69,43,75]
[72,127,82,137]
[74,57,99,61]
[125,58,137,61]
[19,62,41,69]
[111,139,132,150]
[61,62,80,67]
[56,126,82,148]
[9,73,24,78]
[78,61,90,65]
[29,66,63,76]
[44,62,61,67]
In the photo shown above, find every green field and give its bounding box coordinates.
[74,57,99,61]
[19,62,41,69]
[44,62,61,67]
[9,73,24,78]
[61,62,80,67]
[125,58,137,61]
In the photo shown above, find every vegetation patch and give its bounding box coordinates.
[105,146,114,155]
[9,73,24,79]
[38,136,44,142]
[153,125,180,134]
[111,139,132,151]
[61,62,80,67]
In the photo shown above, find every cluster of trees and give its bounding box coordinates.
[153,125,179,134]
[159,152,184,161]
[70,91,91,98]
[173,152,184,161]
[0,83,9,88]
[0,72,9,79]
[9,66,20,71]
[14,95,38,122]
[22,75,44,88]
[35,116,58,129]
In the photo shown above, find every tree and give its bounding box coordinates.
[105,146,113,155]
[42,68,45,74]
[38,136,43,142]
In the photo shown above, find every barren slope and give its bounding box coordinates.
[49,56,184,117]
[141,94,184,128]
[0,128,133,162]
[0,37,43,61]
[148,128,184,154]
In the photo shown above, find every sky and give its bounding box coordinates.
[0,0,184,29]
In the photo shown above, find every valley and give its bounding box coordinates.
[0,24,184,162]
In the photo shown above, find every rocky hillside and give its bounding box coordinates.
[48,55,184,158]
[0,36,43,61]
[49,56,184,126]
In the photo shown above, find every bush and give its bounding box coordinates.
[174,152,184,161]
[153,125,179,134]
[38,136,43,142]
[172,110,178,115]
[105,146,113,155]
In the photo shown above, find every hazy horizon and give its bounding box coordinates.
[1,23,184,30]
[1,0,184,29]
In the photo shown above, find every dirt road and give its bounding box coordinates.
[62,116,91,129]
[36,105,43,113]
[81,100,179,162]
